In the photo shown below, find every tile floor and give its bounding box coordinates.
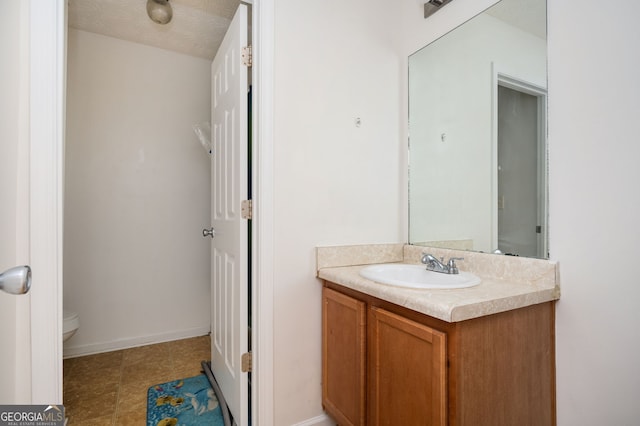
[63,335,211,425]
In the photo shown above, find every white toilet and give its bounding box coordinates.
[63,309,80,342]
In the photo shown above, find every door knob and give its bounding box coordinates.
[202,227,216,238]
[0,265,31,295]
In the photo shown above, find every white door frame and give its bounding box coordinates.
[29,0,66,404]
[0,0,33,404]
[250,1,275,424]
[35,0,277,420]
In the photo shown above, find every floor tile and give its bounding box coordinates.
[114,409,147,426]
[68,413,115,425]
[65,388,118,422]
[116,383,148,414]
[73,351,124,370]
[122,342,171,367]
[63,334,210,425]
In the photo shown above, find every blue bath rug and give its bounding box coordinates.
[147,374,224,426]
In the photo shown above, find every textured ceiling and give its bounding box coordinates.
[68,0,242,60]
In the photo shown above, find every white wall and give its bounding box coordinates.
[272,0,404,423]
[549,1,640,424]
[64,29,212,356]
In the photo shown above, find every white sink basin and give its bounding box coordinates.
[359,264,481,289]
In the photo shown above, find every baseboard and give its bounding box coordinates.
[292,413,334,426]
[62,326,210,358]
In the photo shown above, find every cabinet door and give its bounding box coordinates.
[322,287,367,426]
[368,307,447,426]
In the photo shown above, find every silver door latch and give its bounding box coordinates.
[0,265,31,295]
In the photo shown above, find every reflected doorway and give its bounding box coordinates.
[496,77,547,258]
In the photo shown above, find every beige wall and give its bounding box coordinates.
[271,0,640,423]
[272,0,405,423]
[549,1,640,424]
[64,29,212,356]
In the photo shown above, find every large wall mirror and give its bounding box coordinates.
[409,0,548,258]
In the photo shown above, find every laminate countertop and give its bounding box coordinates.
[316,244,560,322]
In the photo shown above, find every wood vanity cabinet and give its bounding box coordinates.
[322,282,556,426]
[322,287,367,426]
[368,306,447,426]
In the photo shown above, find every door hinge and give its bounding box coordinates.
[241,199,253,220]
[241,352,252,372]
[242,45,252,67]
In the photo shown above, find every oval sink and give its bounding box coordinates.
[360,264,481,289]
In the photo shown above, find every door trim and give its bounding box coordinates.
[251,1,275,424]
[29,0,66,403]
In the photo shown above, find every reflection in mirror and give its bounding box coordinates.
[409,0,548,258]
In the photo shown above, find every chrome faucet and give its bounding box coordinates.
[421,253,464,274]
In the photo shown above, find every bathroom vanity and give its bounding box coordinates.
[317,244,559,426]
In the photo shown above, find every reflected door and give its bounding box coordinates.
[497,83,546,258]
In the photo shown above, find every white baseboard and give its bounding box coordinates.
[292,413,334,426]
[62,326,210,358]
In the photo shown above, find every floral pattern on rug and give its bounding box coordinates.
[147,374,224,426]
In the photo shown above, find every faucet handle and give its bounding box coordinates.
[421,252,435,264]
[447,257,464,274]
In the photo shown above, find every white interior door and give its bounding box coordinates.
[210,4,249,425]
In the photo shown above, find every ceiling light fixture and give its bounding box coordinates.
[146,0,173,25]
[424,0,453,18]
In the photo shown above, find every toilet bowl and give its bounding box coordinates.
[63,309,80,342]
